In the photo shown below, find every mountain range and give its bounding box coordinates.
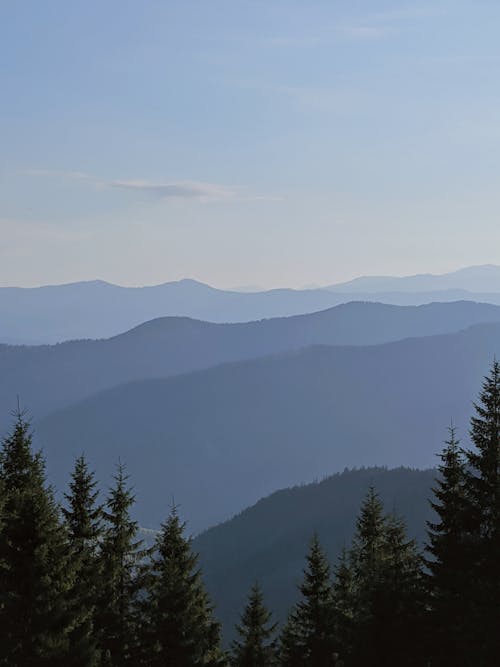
[32,322,500,532]
[4,264,500,343]
[3,265,499,639]
[326,264,500,293]
[3,300,500,429]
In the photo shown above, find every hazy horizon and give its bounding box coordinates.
[2,262,500,292]
[2,1,500,289]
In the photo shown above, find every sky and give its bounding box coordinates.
[2,0,500,289]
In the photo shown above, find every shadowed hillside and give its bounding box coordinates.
[33,323,500,532]
[3,300,500,429]
[194,466,436,642]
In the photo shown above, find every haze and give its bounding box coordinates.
[2,1,500,289]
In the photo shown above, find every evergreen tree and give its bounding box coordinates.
[231,582,277,667]
[62,455,103,666]
[279,534,336,667]
[96,463,146,666]
[379,514,425,666]
[144,505,225,666]
[278,615,303,667]
[463,359,500,663]
[0,411,75,665]
[331,548,354,662]
[350,485,387,585]
[347,486,388,666]
[348,487,425,666]
[426,426,471,665]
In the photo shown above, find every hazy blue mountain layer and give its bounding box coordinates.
[194,466,436,641]
[4,266,500,343]
[4,300,500,430]
[32,323,500,532]
[326,264,500,293]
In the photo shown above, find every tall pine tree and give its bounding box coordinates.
[379,514,425,666]
[347,486,388,666]
[144,505,225,666]
[62,455,103,666]
[0,411,75,665]
[426,426,471,665]
[463,359,500,663]
[331,547,355,662]
[348,487,424,666]
[231,582,277,667]
[279,534,336,667]
[96,463,146,666]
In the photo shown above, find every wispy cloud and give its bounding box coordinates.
[109,179,240,202]
[338,25,391,40]
[265,35,323,48]
[238,80,364,114]
[264,3,447,49]
[20,170,278,204]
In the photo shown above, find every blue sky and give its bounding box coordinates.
[1,0,500,288]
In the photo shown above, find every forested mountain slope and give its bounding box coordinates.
[34,323,500,532]
[3,300,500,429]
[194,466,436,640]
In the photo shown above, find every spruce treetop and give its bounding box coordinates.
[231,582,277,667]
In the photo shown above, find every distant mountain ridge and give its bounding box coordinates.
[3,300,500,430]
[326,264,500,293]
[34,322,500,532]
[4,265,500,343]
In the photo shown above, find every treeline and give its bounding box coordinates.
[1,362,500,665]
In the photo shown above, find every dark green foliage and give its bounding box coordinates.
[467,359,500,539]
[6,358,500,664]
[331,548,354,659]
[196,467,435,640]
[350,486,386,584]
[278,615,302,667]
[376,515,425,666]
[426,427,471,664]
[63,455,102,665]
[463,360,500,663]
[231,582,277,667]
[0,412,74,665]
[345,488,425,666]
[96,463,146,666]
[279,535,337,667]
[144,506,225,666]
[345,487,387,665]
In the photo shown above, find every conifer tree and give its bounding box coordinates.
[231,582,277,667]
[278,615,303,667]
[379,514,425,666]
[62,455,103,666]
[144,505,225,666]
[426,426,470,665]
[350,485,387,585]
[0,411,75,665]
[463,359,500,662]
[279,534,336,667]
[346,486,388,666]
[96,463,146,666]
[348,487,424,666]
[467,359,500,538]
[331,547,354,661]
